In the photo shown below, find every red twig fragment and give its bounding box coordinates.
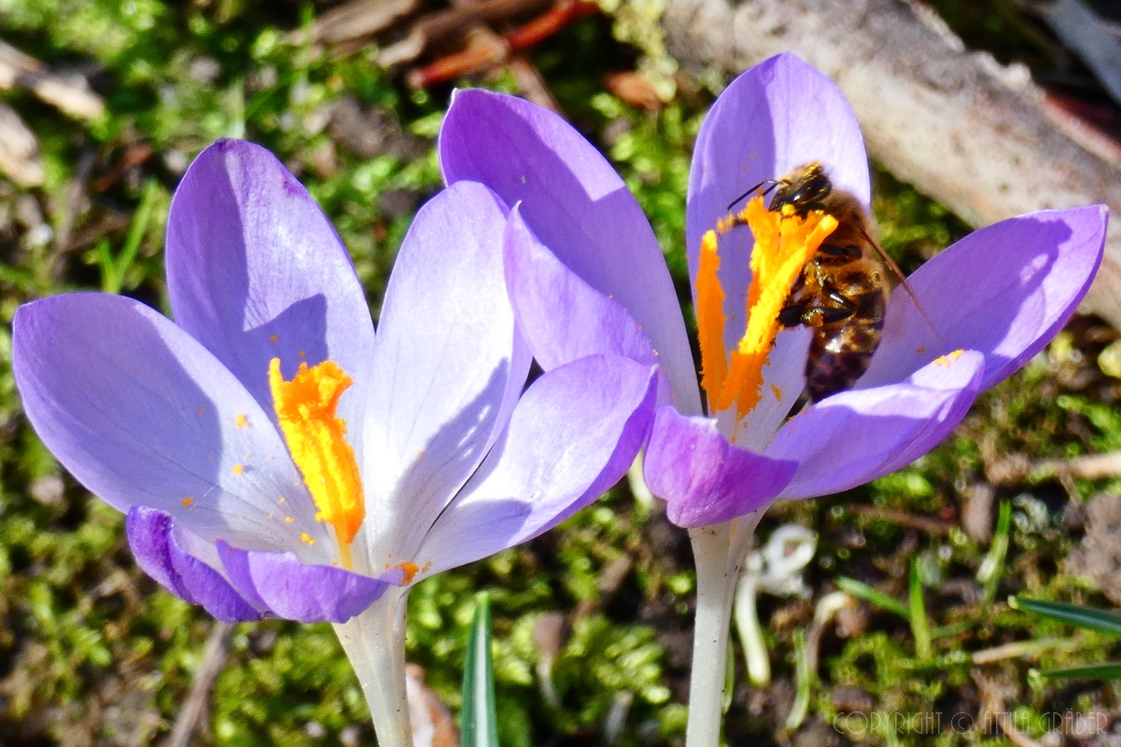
[407,0,600,88]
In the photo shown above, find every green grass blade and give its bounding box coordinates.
[462,593,499,747]
[909,560,932,661]
[1012,597,1121,637]
[1038,662,1121,679]
[836,576,910,619]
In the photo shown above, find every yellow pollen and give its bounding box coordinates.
[181,497,194,507]
[269,357,365,562]
[300,532,316,545]
[771,384,783,401]
[695,196,838,421]
[933,349,966,367]
[270,334,279,343]
[284,516,294,523]
[232,464,245,475]
[235,413,248,428]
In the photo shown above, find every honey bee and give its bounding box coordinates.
[732,162,919,401]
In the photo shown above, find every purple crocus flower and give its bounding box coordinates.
[439,53,1105,747]
[12,140,656,747]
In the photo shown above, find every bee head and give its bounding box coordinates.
[771,163,832,216]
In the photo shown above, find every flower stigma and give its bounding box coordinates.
[696,196,838,429]
[269,358,364,569]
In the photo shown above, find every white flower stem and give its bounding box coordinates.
[333,587,414,747]
[685,512,763,747]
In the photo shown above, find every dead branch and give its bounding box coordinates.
[0,39,104,121]
[0,101,44,187]
[663,0,1121,331]
[300,0,421,47]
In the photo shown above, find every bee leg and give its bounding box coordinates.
[811,291,858,325]
[818,243,863,259]
[779,304,809,328]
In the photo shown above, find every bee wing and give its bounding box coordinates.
[858,224,945,349]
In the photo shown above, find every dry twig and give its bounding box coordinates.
[0,39,104,120]
[161,621,234,747]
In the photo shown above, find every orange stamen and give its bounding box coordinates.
[695,196,838,423]
[269,358,365,567]
[696,229,729,407]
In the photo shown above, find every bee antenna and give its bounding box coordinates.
[727,180,779,211]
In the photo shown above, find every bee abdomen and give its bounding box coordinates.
[805,299,886,402]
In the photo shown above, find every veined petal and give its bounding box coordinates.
[440,89,701,415]
[504,206,671,404]
[768,351,985,500]
[413,355,657,578]
[687,52,869,355]
[166,139,375,432]
[218,541,394,623]
[860,206,1107,391]
[644,406,797,528]
[13,294,333,560]
[126,507,260,622]
[362,182,531,559]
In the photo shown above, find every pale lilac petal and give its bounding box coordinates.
[860,206,1107,391]
[687,53,869,354]
[126,506,260,622]
[13,294,333,559]
[440,89,702,415]
[768,351,985,500]
[361,182,531,558]
[218,541,392,623]
[166,139,374,431]
[504,206,671,404]
[643,406,797,528]
[413,355,657,578]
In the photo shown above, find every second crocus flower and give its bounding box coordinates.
[439,53,1106,747]
[13,140,657,747]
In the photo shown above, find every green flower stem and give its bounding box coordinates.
[334,587,414,747]
[686,511,763,747]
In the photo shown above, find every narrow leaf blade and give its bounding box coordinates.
[462,593,499,747]
[1012,597,1121,637]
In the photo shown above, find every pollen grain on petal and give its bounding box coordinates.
[231,464,245,475]
[391,561,419,585]
[235,413,248,428]
[181,497,194,507]
[300,532,316,545]
[270,334,279,343]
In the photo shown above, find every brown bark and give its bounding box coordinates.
[663,0,1121,329]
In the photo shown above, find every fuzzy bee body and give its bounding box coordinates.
[768,163,890,401]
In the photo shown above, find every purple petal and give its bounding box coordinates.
[414,355,657,577]
[860,206,1107,392]
[643,406,797,528]
[126,506,260,622]
[166,139,374,430]
[218,541,392,623]
[504,206,671,404]
[13,294,333,558]
[361,182,531,557]
[768,351,985,500]
[687,53,869,354]
[440,89,702,415]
